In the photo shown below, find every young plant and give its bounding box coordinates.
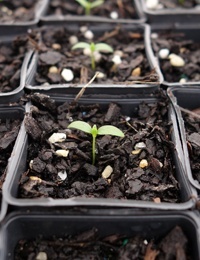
[76,0,104,15]
[72,41,113,70]
[178,0,185,4]
[68,121,124,165]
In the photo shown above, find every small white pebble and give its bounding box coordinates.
[131,149,141,155]
[52,43,61,50]
[69,35,78,45]
[151,33,158,39]
[84,30,94,40]
[114,50,123,57]
[102,165,113,179]
[80,25,88,33]
[169,53,185,67]
[93,51,102,62]
[143,240,148,245]
[55,150,69,157]
[29,160,33,169]
[58,170,67,181]
[125,116,131,122]
[134,142,146,150]
[110,11,118,19]
[49,66,58,74]
[61,68,74,82]
[131,67,141,77]
[48,133,66,144]
[139,159,148,168]
[145,0,159,9]
[36,252,47,260]
[158,48,170,59]
[83,48,92,56]
[179,78,187,83]
[157,3,164,9]
[96,71,105,78]
[112,55,122,65]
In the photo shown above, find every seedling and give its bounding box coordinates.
[72,41,113,70]
[68,121,124,165]
[76,0,104,15]
[178,0,185,4]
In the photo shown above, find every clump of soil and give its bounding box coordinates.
[181,107,200,183]
[152,31,200,83]
[159,0,198,8]
[34,26,159,86]
[0,118,21,205]
[0,0,38,23]
[46,0,138,19]
[14,226,190,259]
[18,93,180,203]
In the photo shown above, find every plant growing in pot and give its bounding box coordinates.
[25,24,161,93]
[2,91,196,210]
[41,0,144,24]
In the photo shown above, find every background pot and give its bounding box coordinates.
[0,211,199,259]
[3,93,196,211]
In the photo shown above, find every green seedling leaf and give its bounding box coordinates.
[98,125,124,137]
[91,0,104,9]
[75,0,89,8]
[95,43,114,53]
[72,42,91,50]
[68,121,91,134]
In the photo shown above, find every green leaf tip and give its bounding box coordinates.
[98,125,124,137]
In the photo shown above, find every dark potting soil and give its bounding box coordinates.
[159,0,198,8]
[152,31,200,83]
[0,118,21,205]
[0,0,37,23]
[0,32,36,93]
[46,0,138,19]
[181,108,200,184]
[34,26,159,85]
[18,93,180,203]
[14,226,190,259]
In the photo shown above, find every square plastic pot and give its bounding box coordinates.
[0,106,25,223]
[24,23,163,94]
[139,0,200,25]
[0,211,199,259]
[150,25,200,87]
[2,93,196,211]
[40,0,146,25]
[167,85,200,192]
[0,0,48,33]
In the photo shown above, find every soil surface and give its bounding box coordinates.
[34,26,159,86]
[0,118,21,206]
[18,93,180,203]
[0,32,36,93]
[14,226,190,259]
[0,0,37,23]
[181,107,200,183]
[152,31,200,83]
[159,0,198,8]
[46,0,138,19]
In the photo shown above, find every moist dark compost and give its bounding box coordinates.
[46,0,137,19]
[0,0,37,23]
[181,107,200,184]
[151,31,200,83]
[0,118,21,207]
[34,25,158,85]
[14,226,190,259]
[159,0,198,8]
[18,93,180,203]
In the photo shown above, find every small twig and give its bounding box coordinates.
[74,72,99,103]
[98,26,120,42]
[180,106,200,120]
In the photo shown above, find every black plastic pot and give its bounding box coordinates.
[167,86,200,192]
[40,0,146,25]
[0,106,24,223]
[0,0,48,33]
[139,0,200,25]
[0,211,199,259]
[3,93,196,211]
[24,23,163,94]
[150,25,200,87]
